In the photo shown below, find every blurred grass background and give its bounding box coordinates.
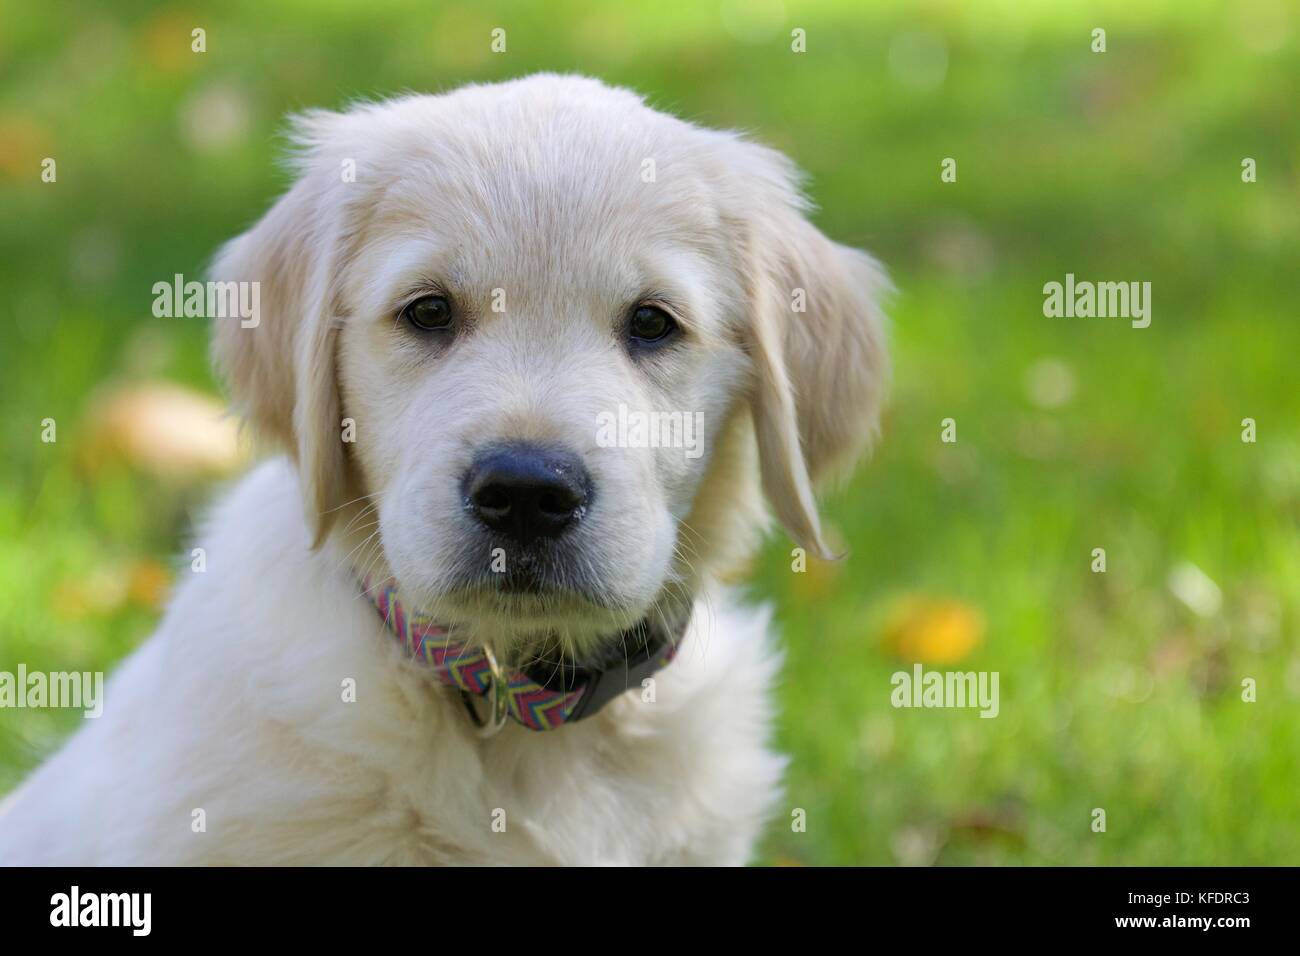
[1,0,1298,864]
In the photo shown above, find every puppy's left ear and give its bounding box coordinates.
[734,141,890,558]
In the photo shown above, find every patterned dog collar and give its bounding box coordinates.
[361,578,686,733]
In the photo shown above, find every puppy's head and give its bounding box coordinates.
[212,74,887,656]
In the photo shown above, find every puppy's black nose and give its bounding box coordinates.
[465,443,591,542]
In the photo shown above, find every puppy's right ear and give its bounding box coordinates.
[209,111,356,546]
[726,138,890,560]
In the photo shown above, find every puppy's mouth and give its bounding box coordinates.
[439,537,635,616]
[405,577,689,680]
[483,556,582,597]
[445,579,620,614]
[403,552,648,653]
[378,529,673,654]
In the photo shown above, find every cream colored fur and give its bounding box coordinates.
[0,74,886,865]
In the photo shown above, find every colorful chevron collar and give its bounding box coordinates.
[361,577,686,733]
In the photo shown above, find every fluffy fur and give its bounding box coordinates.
[0,74,887,865]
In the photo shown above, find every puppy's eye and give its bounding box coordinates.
[628,305,678,345]
[401,295,454,332]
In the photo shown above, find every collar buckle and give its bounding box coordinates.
[459,642,510,738]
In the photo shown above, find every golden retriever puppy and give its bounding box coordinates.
[0,74,887,865]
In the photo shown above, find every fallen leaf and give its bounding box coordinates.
[880,596,985,664]
[81,381,247,481]
[127,560,171,609]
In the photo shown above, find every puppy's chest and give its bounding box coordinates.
[374,647,784,866]
[276,585,787,866]
[389,702,713,865]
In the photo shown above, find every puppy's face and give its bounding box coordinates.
[339,132,748,645]
[213,75,888,657]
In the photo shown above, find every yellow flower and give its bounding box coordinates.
[880,596,985,664]
[127,560,172,610]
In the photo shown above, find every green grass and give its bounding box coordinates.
[2,0,1297,864]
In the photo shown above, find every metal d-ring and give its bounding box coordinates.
[460,642,510,738]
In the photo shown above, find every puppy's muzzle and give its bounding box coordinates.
[464,442,591,543]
